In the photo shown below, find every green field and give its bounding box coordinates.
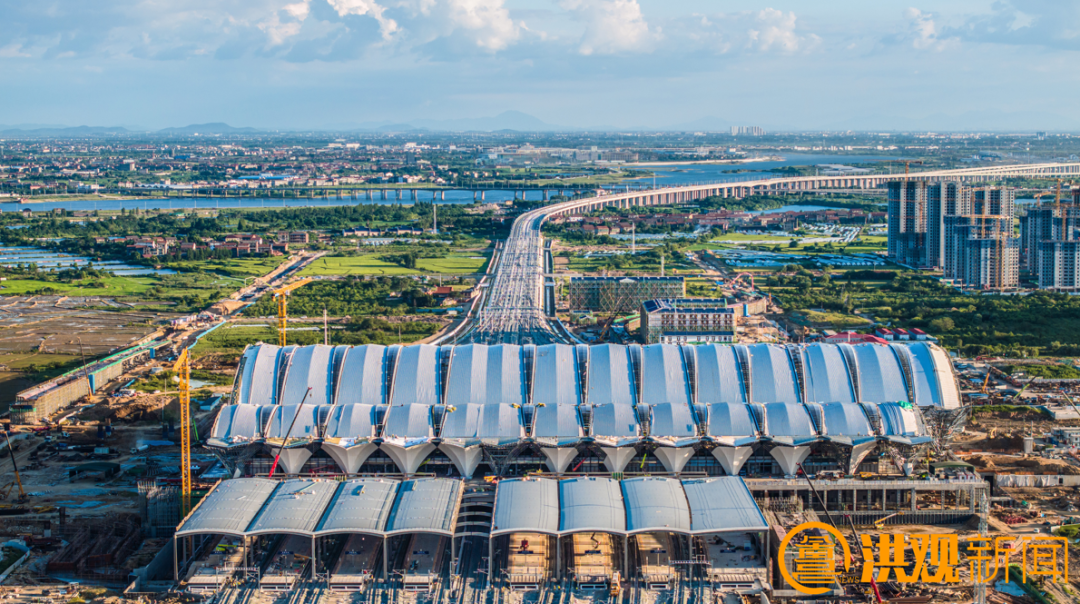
[191,321,439,356]
[162,256,288,278]
[300,254,488,276]
[0,272,235,312]
[795,310,873,328]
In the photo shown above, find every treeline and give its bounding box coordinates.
[768,272,1080,357]
[243,276,441,317]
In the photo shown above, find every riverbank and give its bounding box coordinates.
[626,156,782,167]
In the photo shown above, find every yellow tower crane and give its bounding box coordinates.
[272,278,313,347]
[173,348,192,513]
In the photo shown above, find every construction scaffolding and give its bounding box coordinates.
[140,480,181,538]
[47,513,143,584]
[568,276,685,313]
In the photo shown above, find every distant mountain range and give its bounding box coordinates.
[0,111,1073,137]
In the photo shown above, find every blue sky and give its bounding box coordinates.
[1,0,1078,131]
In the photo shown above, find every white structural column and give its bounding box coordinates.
[439,443,484,478]
[540,447,579,474]
[321,442,378,474]
[653,447,695,473]
[769,446,812,476]
[711,446,754,476]
[600,447,638,473]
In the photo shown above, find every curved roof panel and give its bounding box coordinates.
[925,344,961,409]
[211,404,265,443]
[384,404,433,439]
[486,344,526,406]
[265,404,324,440]
[441,404,524,442]
[639,344,691,406]
[445,345,490,407]
[591,403,641,439]
[280,345,334,407]
[621,477,691,534]
[533,344,581,406]
[324,404,376,440]
[878,402,925,437]
[246,479,338,536]
[238,344,281,406]
[439,403,482,440]
[900,343,958,408]
[390,345,440,406]
[694,345,746,404]
[491,478,560,537]
[851,344,909,404]
[386,478,462,536]
[649,403,698,438]
[801,344,855,404]
[477,404,524,442]
[335,345,387,406]
[682,477,768,533]
[746,344,800,404]
[763,403,818,438]
[315,478,399,536]
[533,404,583,440]
[176,478,278,537]
[705,403,758,439]
[559,477,625,534]
[586,344,636,407]
[819,403,874,438]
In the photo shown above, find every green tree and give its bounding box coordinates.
[929,317,955,333]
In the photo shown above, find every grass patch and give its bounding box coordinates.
[301,255,420,276]
[191,321,439,356]
[301,253,488,276]
[1004,364,1080,380]
[797,310,872,328]
[162,256,288,278]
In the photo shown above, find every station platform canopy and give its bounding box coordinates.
[176,477,462,539]
[490,476,767,537]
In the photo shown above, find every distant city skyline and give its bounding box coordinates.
[1,1,1077,131]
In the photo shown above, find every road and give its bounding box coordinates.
[446,161,1080,346]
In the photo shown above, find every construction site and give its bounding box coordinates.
[1,249,1080,604]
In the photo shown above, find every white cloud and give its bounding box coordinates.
[444,0,520,51]
[905,7,952,51]
[327,0,400,40]
[561,0,655,56]
[747,8,818,53]
[260,3,309,46]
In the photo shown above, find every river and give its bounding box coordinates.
[1,153,900,213]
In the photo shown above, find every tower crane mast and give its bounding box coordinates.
[272,278,314,347]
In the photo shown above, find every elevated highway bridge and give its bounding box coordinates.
[444,162,1080,345]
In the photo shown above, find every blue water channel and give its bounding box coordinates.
[0,246,175,276]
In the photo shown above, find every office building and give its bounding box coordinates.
[640,299,737,344]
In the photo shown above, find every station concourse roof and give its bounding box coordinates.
[490,477,561,537]
[681,477,769,534]
[176,477,279,538]
[314,478,399,536]
[246,478,339,536]
[385,478,463,536]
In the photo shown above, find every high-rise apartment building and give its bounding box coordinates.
[1020,188,1080,290]
[887,181,970,269]
[944,215,1019,289]
[889,182,1018,289]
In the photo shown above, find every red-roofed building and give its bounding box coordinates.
[824,331,888,344]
